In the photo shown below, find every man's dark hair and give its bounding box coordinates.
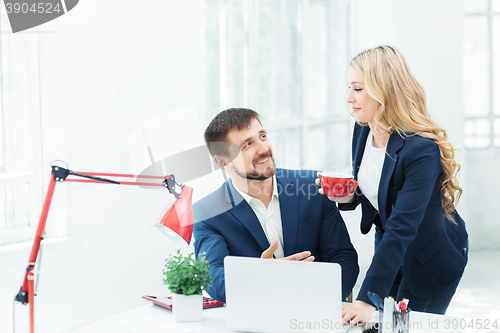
[204,108,261,156]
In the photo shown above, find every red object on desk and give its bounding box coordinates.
[142,295,224,310]
[398,298,408,312]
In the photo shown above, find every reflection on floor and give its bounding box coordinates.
[446,250,500,323]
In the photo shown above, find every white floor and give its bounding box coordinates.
[446,250,500,324]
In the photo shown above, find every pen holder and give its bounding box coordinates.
[377,308,410,333]
[393,309,410,333]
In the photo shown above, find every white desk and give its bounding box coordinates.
[69,304,465,333]
[69,305,233,333]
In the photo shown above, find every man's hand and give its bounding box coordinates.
[315,172,355,204]
[341,300,376,324]
[261,239,315,261]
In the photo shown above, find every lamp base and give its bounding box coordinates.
[15,288,28,305]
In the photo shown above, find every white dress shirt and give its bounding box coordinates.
[232,175,284,258]
[357,130,386,212]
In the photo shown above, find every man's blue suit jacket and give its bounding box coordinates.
[193,168,359,302]
[340,124,468,305]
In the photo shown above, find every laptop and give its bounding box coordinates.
[224,256,350,333]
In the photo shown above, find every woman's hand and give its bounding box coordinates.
[315,172,355,203]
[341,300,376,324]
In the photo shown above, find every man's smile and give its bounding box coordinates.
[254,156,271,165]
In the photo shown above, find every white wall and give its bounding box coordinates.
[464,152,500,250]
[350,0,463,143]
[0,1,204,332]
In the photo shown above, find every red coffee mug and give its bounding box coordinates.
[319,173,357,197]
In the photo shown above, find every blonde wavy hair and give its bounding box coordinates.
[350,45,462,222]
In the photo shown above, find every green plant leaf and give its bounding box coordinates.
[163,250,213,296]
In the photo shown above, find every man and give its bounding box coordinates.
[193,108,359,302]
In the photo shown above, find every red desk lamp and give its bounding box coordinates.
[14,161,194,333]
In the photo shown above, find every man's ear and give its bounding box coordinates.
[214,155,230,170]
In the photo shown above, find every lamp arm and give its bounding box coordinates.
[15,169,57,305]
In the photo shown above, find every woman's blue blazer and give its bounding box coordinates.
[339,124,468,304]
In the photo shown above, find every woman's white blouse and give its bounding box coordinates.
[357,130,387,212]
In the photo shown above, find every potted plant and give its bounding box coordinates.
[163,249,213,322]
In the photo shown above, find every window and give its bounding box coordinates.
[0,10,43,245]
[205,0,352,171]
[463,0,500,149]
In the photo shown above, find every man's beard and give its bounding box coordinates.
[233,155,276,181]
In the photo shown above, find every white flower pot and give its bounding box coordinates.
[172,294,203,322]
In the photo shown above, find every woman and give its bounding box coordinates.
[320,46,468,323]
